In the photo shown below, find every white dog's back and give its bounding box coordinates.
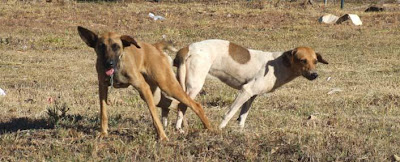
[185,39,274,89]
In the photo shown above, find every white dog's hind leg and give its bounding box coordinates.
[175,81,207,132]
[161,108,169,127]
[176,105,187,133]
[175,56,211,132]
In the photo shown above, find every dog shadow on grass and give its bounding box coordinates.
[0,114,99,135]
[0,117,53,135]
[0,112,148,139]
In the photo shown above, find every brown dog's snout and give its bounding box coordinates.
[310,72,318,80]
[105,60,115,69]
[303,71,318,80]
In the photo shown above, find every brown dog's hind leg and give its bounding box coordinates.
[158,80,212,130]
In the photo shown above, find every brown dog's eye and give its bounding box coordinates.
[301,59,307,64]
[314,60,318,64]
[98,43,106,50]
[111,43,120,51]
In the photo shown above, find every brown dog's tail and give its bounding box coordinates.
[173,46,189,91]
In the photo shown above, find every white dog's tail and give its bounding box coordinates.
[173,47,189,91]
[153,40,178,53]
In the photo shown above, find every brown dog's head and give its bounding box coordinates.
[284,47,328,80]
[77,26,141,76]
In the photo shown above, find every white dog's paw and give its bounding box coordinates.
[177,128,185,134]
[239,126,245,132]
[218,123,227,130]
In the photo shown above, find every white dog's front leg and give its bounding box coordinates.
[237,95,257,129]
[219,89,254,129]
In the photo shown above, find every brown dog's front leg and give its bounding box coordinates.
[99,82,109,137]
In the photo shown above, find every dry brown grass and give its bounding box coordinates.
[1,1,400,161]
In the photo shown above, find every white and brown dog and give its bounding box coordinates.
[173,39,328,130]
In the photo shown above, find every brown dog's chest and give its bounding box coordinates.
[110,70,130,88]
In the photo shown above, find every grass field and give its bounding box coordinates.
[0,0,400,161]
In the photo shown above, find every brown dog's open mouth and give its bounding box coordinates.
[105,68,115,76]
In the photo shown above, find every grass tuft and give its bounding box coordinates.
[46,100,70,127]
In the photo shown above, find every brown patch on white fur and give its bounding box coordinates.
[228,42,250,64]
[173,46,189,67]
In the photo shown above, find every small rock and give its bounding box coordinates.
[47,97,54,104]
[319,14,362,26]
[336,14,362,26]
[365,6,384,12]
[0,88,5,96]
[308,115,317,120]
[148,13,166,21]
[270,147,279,154]
[319,14,339,24]
[326,77,332,81]
[327,88,343,95]
[24,98,34,103]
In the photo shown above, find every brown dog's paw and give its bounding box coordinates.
[159,135,169,141]
[98,131,108,138]
[205,127,218,134]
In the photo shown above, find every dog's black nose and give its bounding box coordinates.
[310,73,318,80]
[105,60,115,68]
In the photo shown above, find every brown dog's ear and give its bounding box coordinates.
[316,53,329,64]
[120,35,141,49]
[77,26,98,48]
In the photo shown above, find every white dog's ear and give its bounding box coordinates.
[121,35,141,49]
[283,50,295,67]
[316,53,329,64]
[291,48,297,56]
[77,26,98,48]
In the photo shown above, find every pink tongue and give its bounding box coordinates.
[105,68,114,76]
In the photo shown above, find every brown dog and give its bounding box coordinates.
[77,26,211,141]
